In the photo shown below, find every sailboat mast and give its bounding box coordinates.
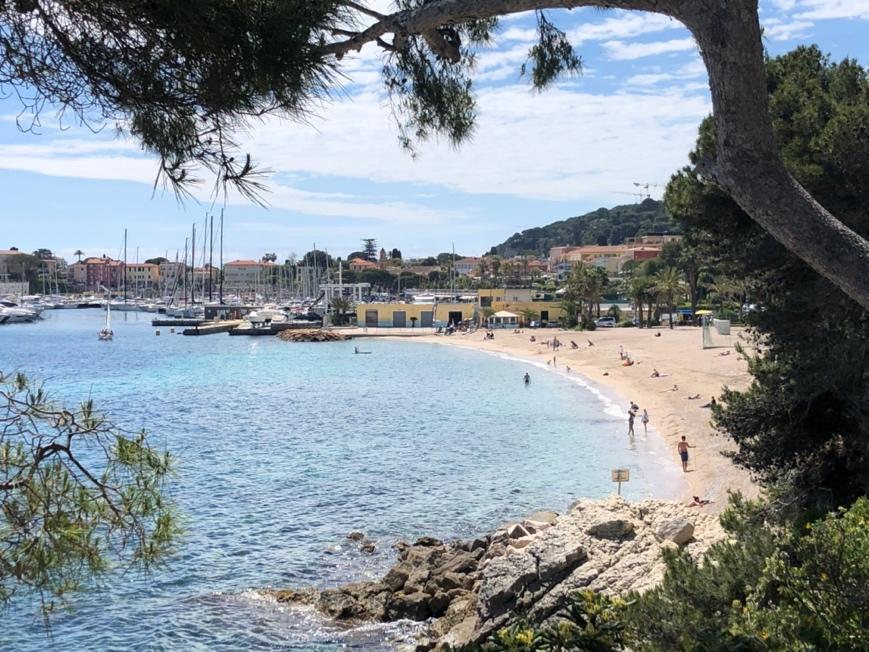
[219,209,224,304]
[183,237,188,307]
[123,228,127,303]
[208,214,214,301]
[191,222,196,305]
[201,214,207,302]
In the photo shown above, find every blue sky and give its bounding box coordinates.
[1,0,867,263]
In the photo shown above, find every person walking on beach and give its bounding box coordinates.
[627,409,636,437]
[642,409,649,434]
[677,436,695,472]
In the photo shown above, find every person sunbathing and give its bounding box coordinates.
[687,393,701,400]
[650,368,660,378]
[689,496,711,507]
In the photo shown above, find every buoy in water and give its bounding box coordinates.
[155,330,160,336]
[170,327,175,333]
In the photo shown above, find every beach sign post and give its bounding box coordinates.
[611,468,630,496]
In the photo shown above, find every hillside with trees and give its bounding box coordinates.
[487,198,676,257]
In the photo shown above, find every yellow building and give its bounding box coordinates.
[357,302,476,328]
[478,289,563,325]
[124,263,159,290]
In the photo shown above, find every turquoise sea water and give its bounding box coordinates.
[1,310,681,650]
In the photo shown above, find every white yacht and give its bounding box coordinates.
[244,306,289,324]
[0,300,41,324]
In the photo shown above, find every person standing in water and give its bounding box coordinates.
[524,372,530,385]
[627,409,636,437]
[642,409,650,434]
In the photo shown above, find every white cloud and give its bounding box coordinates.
[568,12,683,44]
[602,37,697,61]
[763,19,814,40]
[624,58,706,87]
[235,83,709,203]
[0,79,710,210]
[795,0,869,19]
[770,0,796,10]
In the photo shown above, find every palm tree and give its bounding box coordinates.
[628,274,654,328]
[707,275,747,315]
[583,267,608,317]
[653,266,684,329]
[475,258,489,280]
[331,296,352,325]
[74,249,84,262]
[489,257,502,286]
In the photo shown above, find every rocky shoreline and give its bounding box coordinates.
[266,497,724,650]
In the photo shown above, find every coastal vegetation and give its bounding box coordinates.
[487,199,672,258]
[667,45,869,509]
[0,372,177,614]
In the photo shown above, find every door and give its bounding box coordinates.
[393,311,407,327]
[541,310,549,322]
[420,311,433,327]
[448,311,463,326]
[365,310,378,327]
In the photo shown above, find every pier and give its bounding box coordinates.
[182,320,243,336]
[228,321,323,336]
[152,318,205,327]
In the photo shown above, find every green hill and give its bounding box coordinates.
[487,198,678,257]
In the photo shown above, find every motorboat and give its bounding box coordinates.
[107,300,141,312]
[0,300,41,324]
[244,306,289,324]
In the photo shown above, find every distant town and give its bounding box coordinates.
[0,234,679,297]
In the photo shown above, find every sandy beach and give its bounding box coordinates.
[407,326,759,510]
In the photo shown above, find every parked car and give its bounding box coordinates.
[595,317,616,328]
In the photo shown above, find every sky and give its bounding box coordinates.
[1,0,868,264]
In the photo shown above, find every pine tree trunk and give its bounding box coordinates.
[677,0,869,309]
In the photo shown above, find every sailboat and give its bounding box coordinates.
[98,296,113,340]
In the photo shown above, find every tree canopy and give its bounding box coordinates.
[3,0,869,308]
[0,372,176,613]
[665,46,869,507]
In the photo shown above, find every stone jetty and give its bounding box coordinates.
[275,329,347,342]
[265,497,724,650]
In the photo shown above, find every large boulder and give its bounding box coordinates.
[383,564,411,592]
[506,523,529,539]
[586,518,635,540]
[476,554,537,617]
[535,542,587,583]
[527,510,559,525]
[387,591,430,620]
[656,518,695,545]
